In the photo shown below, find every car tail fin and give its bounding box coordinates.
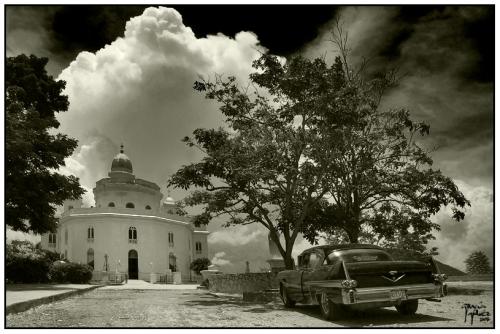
[428,256,441,274]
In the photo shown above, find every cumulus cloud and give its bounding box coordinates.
[56,7,264,201]
[430,180,493,270]
[52,6,271,272]
[208,225,267,246]
[206,223,326,273]
[211,251,231,267]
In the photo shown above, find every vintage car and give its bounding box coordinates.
[277,244,448,320]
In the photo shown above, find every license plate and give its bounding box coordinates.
[390,290,407,300]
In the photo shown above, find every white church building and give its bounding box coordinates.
[40,145,209,282]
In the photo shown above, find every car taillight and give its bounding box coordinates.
[432,273,448,283]
[341,279,358,289]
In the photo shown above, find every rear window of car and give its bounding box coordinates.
[325,249,393,264]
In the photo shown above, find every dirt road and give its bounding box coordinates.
[6,288,493,328]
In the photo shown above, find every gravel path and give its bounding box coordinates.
[6,288,493,328]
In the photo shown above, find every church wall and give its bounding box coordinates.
[95,188,161,212]
[193,233,209,260]
[59,214,196,281]
[44,148,210,283]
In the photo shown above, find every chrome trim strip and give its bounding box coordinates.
[381,273,406,283]
[304,280,343,289]
[342,261,352,280]
[351,283,441,304]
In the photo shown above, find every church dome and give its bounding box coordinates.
[111,145,133,173]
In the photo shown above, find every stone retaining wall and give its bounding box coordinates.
[208,273,279,293]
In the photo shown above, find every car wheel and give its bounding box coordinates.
[319,292,345,321]
[280,284,296,308]
[396,299,418,315]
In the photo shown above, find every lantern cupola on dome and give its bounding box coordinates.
[111,144,133,174]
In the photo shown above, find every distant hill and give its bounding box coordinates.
[434,260,467,276]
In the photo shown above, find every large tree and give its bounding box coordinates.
[170,55,348,269]
[465,251,491,275]
[6,54,84,234]
[170,48,469,269]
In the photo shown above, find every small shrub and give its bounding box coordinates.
[49,262,93,284]
[6,256,51,283]
[190,257,211,275]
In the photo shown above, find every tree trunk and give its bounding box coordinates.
[283,253,295,270]
[346,226,359,243]
[346,211,361,243]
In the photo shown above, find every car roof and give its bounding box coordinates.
[298,244,384,256]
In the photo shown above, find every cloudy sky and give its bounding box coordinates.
[6,5,493,272]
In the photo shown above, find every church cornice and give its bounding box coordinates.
[61,211,207,233]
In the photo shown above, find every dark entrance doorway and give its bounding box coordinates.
[128,249,138,279]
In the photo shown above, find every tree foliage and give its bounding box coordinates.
[169,35,469,268]
[6,240,60,283]
[298,27,469,248]
[170,55,348,268]
[6,54,85,234]
[465,251,491,275]
[190,257,211,275]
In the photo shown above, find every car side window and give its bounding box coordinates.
[300,253,310,268]
[325,252,339,266]
[308,252,324,269]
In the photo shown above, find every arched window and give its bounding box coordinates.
[145,205,151,210]
[87,227,94,241]
[169,253,177,272]
[129,227,137,243]
[168,232,174,248]
[108,202,115,207]
[87,248,94,269]
[65,229,68,245]
[195,242,202,254]
[126,202,135,208]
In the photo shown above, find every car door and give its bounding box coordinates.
[301,250,327,295]
[284,252,309,301]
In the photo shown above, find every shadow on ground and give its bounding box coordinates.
[291,304,454,327]
[6,285,86,291]
[186,293,454,327]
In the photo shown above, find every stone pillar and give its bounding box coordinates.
[173,272,182,284]
[150,273,157,284]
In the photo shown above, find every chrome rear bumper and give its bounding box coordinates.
[341,283,446,305]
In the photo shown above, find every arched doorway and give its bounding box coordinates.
[128,249,138,279]
[169,253,177,272]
